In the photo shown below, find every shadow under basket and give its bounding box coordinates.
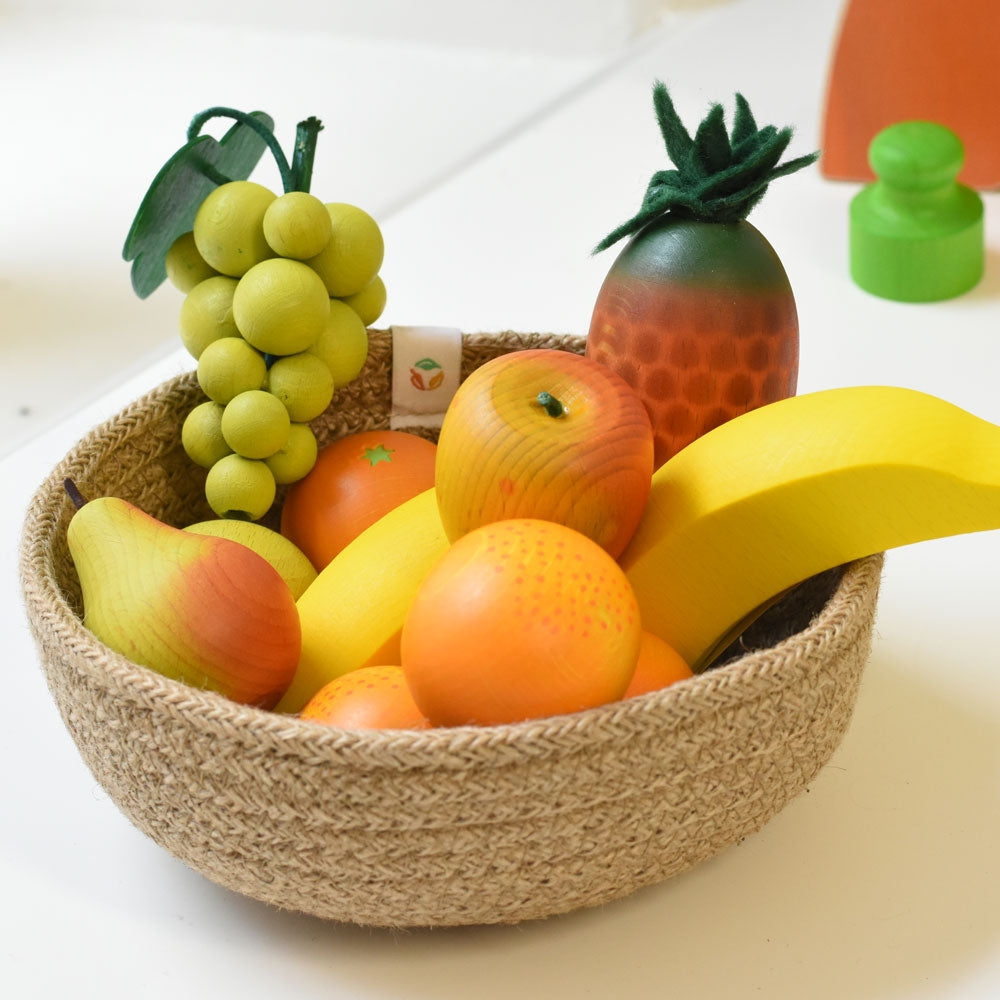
[19,330,883,928]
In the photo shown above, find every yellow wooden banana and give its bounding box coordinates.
[620,385,1000,671]
[274,487,449,714]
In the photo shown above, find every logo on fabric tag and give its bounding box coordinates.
[410,357,445,391]
[390,326,462,430]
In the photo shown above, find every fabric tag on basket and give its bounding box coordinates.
[390,325,463,430]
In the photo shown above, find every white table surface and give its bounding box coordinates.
[6,1,1000,997]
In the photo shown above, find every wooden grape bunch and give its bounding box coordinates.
[122,108,374,522]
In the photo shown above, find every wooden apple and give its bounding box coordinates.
[435,348,654,558]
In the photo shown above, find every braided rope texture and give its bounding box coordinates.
[19,330,883,928]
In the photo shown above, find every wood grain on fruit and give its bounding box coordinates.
[68,495,300,708]
[435,349,653,557]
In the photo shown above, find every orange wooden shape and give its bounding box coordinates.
[435,349,654,559]
[299,666,431,730]
[821,0,1000,189]
[622,630,692,699]
[401,519,641,727]
[280,429,437,571]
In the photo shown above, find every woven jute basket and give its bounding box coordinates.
[20,330,883,928]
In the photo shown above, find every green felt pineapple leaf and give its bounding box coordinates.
[691,103,732,177]
[730,93,759,149]
[595,81,819,253]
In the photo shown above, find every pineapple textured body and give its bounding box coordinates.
[588,217,798,467]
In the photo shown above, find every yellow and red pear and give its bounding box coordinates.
[65,481,300,708]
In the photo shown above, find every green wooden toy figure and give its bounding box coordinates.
[849,121,984,302]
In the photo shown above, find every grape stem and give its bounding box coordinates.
[187,108,323,194]
[290,117,323,193]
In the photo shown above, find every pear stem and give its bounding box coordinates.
[63,478,87,510]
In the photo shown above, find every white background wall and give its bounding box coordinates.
[2,0,739,451]
[0,0,694,53]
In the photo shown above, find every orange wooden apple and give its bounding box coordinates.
[434,348,654,558]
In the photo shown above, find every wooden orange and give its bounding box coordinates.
[298,665,430,730]
[401,519,642,727]
[280,429,437,571]
[622,630,693,699]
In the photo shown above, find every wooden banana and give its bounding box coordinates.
[620,386,1000,670]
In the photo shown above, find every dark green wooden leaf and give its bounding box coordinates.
[123,111,274,298]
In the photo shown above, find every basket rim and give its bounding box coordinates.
[19,350,884,773]
[21,503,883,775]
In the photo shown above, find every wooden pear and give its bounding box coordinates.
[65,481,300,708]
